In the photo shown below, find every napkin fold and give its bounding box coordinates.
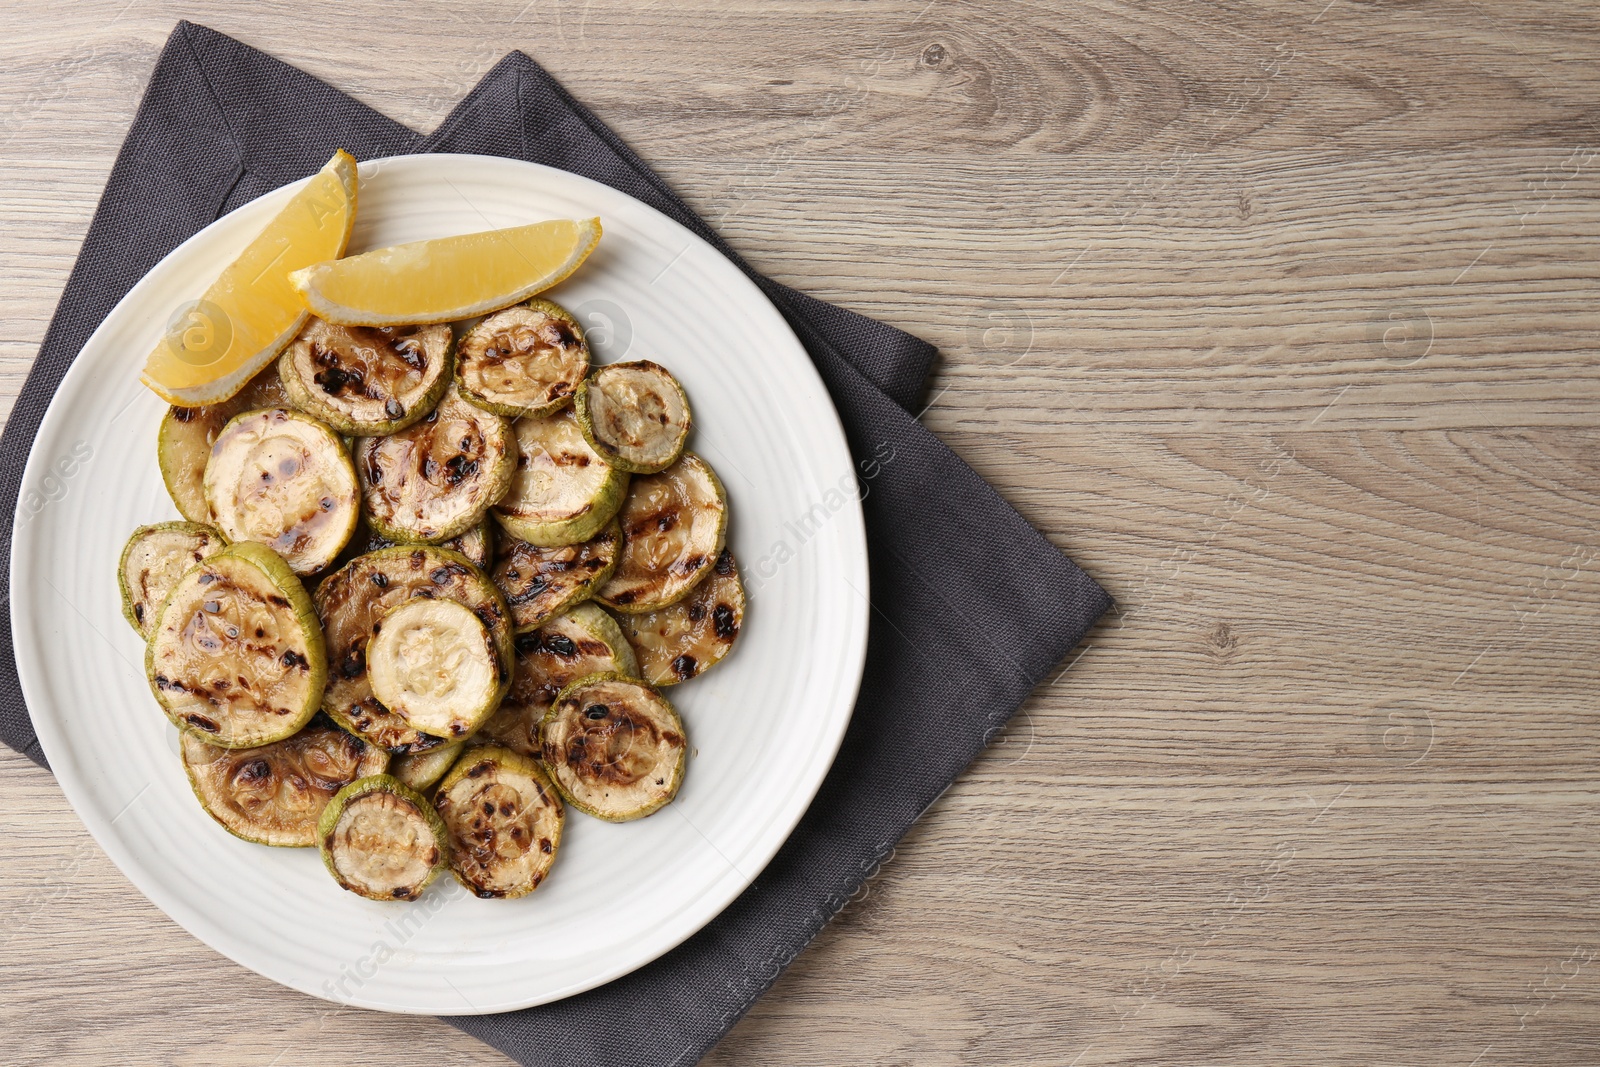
[0,22,1111,1066]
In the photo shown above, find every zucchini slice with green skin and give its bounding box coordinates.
[159,366,290,523]
[435,744,564,898]
[278,318,453,436]
[314,545,514,753]
[119,521,226,637]
[317,775,447,901]
[390,741,463,792]
[481,603,638,758]
[357,386,516,544]
[616,549,744,685]
[146,541,326,748]
[204,408,360,575]
[540,672,686,822]
[368,598,501,739]
[455,298,589,418]
[573,360,691,474]
[492,519,620,632]
[596,453,727,614]
[492,409,628,548]
[182,719,388,846]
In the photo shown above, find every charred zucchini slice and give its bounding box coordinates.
[481,603,638,758]
[279,318,452,435]
[146,541,326,747]
[391,741,463,792]
[435,744,563,898]
[182,720,388,846]
[314,545,514,752]
[119,521,225,637]
[204,408,359,575]
[540,672,686,822]
[317,775,447,901]
[492,409,627,548]
[573,360,691,474]
[455,298,589,418]
[158,366,290,523]
[616,549,745,685]
[357,386,516,544]
[596,453,727,613]
[368,598,500,739]
[492,519,620,632]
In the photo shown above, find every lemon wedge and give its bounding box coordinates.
[141,150,358,407]
[288,217,602,327]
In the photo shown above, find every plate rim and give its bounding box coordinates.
[11,152,870,1014]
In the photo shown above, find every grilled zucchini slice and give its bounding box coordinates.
[368,598,500,739]
[279,318,452,436]
[596,453,727,613]
[314,546,514,752]
[119,521,225,637]
[616,549,744,685]
[357,386,516,544]
[573,360,691,474]
[492,519,620,632]
[182,720,388,846]
[204,408,359,575]
[435,744,563,898]
[158,366,290,523]
[390,741,464,792]
[492,409,627,547]
[317,775,447,901]
[146,541,326,747]
[480,603,638,758]
[540,672,686,822]
[455,298,589,418]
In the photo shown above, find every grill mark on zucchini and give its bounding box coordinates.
[182,720,388,847]
[146,543,326,748]
[573,360,692,474]
[455,298,590,419]
[311,330,426,399]
[556,705,680,786]
[434,744,563,899]
[492,520,620,632]
[492,409,627,548]
[280,318,453,436]
[596,454,727,614]
[357,387,516,544]
[539,672,686,821]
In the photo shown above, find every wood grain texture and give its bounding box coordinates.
[3,0,1599,1063]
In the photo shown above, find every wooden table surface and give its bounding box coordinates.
[4,1,1599,1063]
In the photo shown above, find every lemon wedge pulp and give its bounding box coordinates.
[141,149,358,407]
[288,217,602,327]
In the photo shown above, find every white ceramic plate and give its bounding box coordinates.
[11,154,868,1014]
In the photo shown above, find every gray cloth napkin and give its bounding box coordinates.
[0,22,1111,1066]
